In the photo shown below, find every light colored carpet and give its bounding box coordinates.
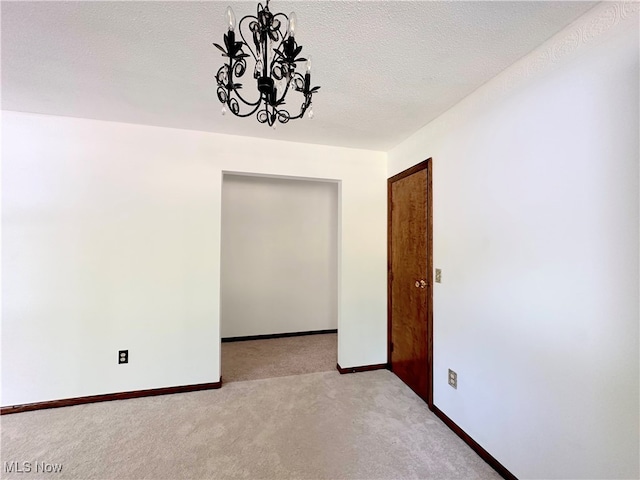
[1,370,500,480]
[221,333,337,383]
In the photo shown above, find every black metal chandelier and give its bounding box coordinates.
[213,0,320,127]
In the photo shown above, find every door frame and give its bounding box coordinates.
[387,158,434,407]
[219,172,341,382]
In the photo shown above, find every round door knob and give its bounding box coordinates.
[415,281,420,288]
[420,280,427,288]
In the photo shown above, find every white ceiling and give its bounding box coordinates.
[2,1,597,151]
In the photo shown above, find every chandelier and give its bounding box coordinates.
[213,1,320,127]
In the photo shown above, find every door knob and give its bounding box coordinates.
[419,279,427,288]
[415,281,420,288]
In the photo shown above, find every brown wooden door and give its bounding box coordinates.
[388,159,433,405]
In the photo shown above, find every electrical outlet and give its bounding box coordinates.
[119,350,128,364]
[435,269,442,283]
[448,369,457,389]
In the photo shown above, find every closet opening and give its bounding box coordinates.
[220,173,339,383]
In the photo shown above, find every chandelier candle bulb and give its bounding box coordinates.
[287,12,297,37]
[225,6,236,32]
[306,55,312,73]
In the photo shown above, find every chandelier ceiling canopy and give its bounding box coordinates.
[213,0,320,127]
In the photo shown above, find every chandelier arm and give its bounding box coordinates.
[228,99,263,118]
[223,38,262,108]
[238,14,259,62]
[267,15,287,77]
[268,38,285,76]
[274,73,293,105]
[286,108,305,121]
[231,88,262,107]
[288,93,312,121]
[225,59,262,114]
[273,12,288,25]
[229,57,261,106]
[226,78,265,118]
[269,40,282,75]
[269,13,288,70]
[272,13,288,41]
[284,71,306,99]
[287,110,303,120]
[225,55,234,102]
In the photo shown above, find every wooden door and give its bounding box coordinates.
[388,159,433,405]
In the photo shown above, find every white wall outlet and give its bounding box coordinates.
[435,269,442,283]
[448,369,457,389]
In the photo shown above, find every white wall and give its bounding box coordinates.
[389,4,639,479]
[221,174,338,338]
[1,112,386,406]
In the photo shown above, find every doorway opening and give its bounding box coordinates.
[387,159,433,406]
[220,173,339,383]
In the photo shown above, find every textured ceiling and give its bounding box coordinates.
[2,1,597,151]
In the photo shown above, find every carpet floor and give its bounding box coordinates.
[221,333,337,383]
[1,370,500,480]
